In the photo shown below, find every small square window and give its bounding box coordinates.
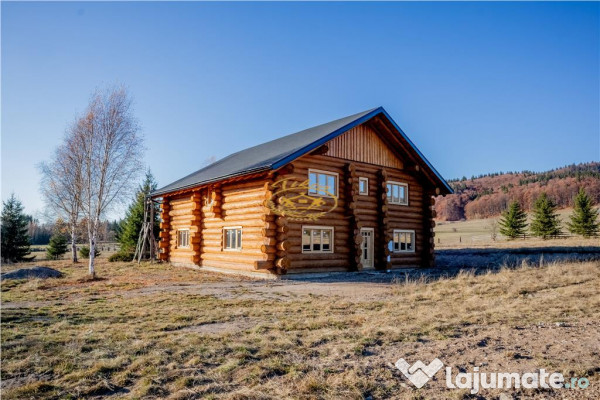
[308,169,338,197]
[177,230,190,248]
[223,227,242,250]
[392,230,415,253]
[359,177,369,195]
[386,181,409,205]
[301,226,334,253]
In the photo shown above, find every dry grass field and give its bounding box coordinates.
[2,253,599,399]
[434,208,600,249]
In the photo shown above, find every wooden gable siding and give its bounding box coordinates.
[324,123,404,169]
[280,154,430,272]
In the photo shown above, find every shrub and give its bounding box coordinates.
[79,246,101,259]
[46,233,68,260]
[108,251,134,262]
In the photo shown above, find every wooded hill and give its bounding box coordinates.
[435,162,600,221]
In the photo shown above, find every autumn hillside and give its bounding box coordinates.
[435,162,600,221]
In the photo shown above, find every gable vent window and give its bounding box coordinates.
[387,181,408,205]
[393,230,415,253]
[223,227,242,250]
[359,177,369,195]
[308,169,338,197]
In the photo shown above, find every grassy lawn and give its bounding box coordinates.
[2,258,599,399]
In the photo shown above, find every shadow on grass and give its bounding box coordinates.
[436,245,600,269]
[283,246,600,284]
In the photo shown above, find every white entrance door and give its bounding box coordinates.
[360,228,374,269]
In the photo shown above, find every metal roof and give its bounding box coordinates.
[152,107,452,196]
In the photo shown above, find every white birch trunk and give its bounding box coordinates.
[71,224,78,263]
[88,237,96,278]
[88,216,98,278]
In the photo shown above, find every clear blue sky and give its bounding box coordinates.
[2,1,599,219]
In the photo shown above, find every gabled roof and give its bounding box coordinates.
[152,107,452,196]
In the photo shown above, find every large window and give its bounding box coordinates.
[177,229,190,248]
[223,227,242,250]
[308,169,338,197]
[359,177,369,195]
[387,181,408,205]
[393,230,415,253]
[302,226,334,253]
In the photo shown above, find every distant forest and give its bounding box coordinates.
[435,162,600,221]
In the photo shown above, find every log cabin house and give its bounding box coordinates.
[151,107,452,276]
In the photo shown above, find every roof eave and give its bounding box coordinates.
[150,166,272,198]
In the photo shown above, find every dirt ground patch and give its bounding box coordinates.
[2,258,599,399]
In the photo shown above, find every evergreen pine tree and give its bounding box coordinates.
[79,245,100,258]
[498,201,528,239]
[530,193,562,239]
[118,170,160,252]
[567,188,599,237]
[46,233,69,260]
[1,194,32,262]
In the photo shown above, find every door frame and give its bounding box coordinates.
[360,227,375,269]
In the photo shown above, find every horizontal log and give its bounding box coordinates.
[261,228,276,237]
[355,208,379,217]
[254,260,274,270]
[201,252,273,263]
[260,245,277,254]
[169,248,195,256]
[200,259,261,272]
[276,249,287,258]
[203,219,266,229]
[223,207,267,217]
[222,180,267,192]
[222,190,270,203]
[290,259,349,268]
[170,256,195,264]
[356,200,378,210]
[221,199,267,210]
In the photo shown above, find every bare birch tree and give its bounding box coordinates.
[40,120,85,262]
[76,86,144,277]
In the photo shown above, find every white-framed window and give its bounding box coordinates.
[393,230,415,253]
[223,227,242,250]
[359,177,369,195]
[177,229,190,248]
[308,169,338,197]
[387,181,408,205]
[302,226,334,253]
